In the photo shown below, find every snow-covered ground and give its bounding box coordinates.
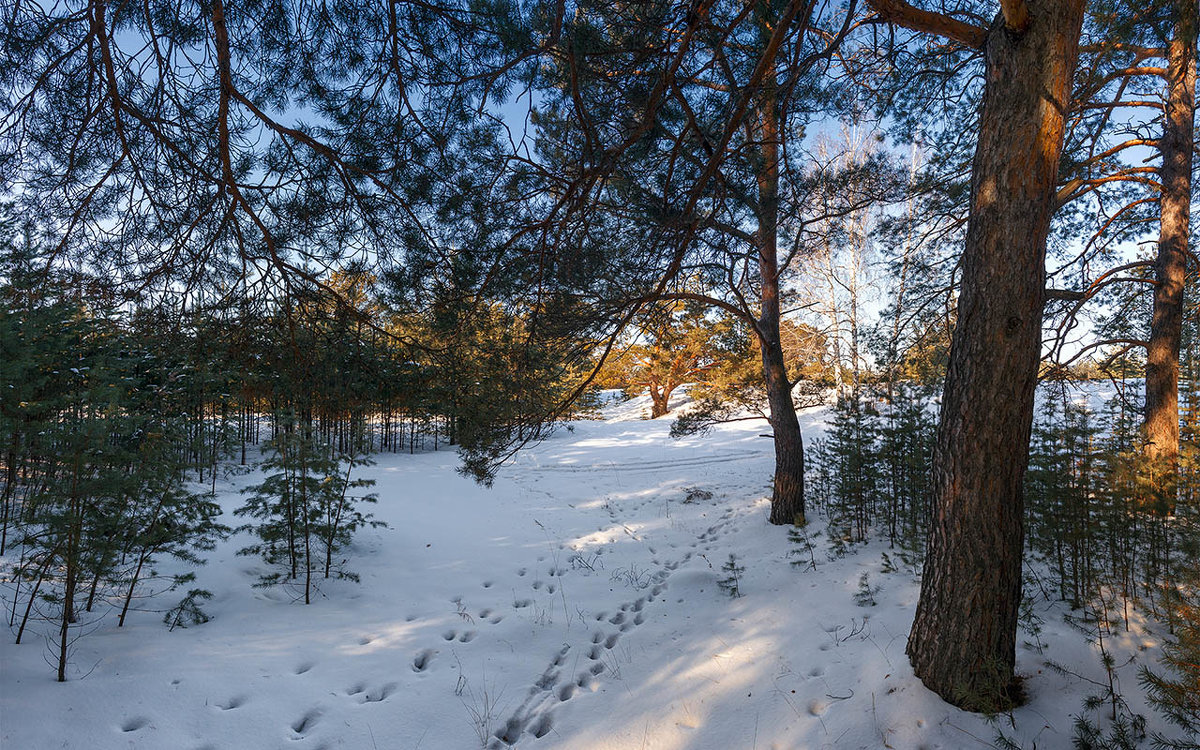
[0,393,1176,749]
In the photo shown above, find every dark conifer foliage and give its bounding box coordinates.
[1,240,226,680]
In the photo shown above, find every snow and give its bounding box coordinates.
[0,392,1178,749]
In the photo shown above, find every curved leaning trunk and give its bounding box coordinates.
[907,0,1086,711]
[1145,2,1197,478]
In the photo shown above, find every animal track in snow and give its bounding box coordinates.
[494,716,525,745]
[412,649,435,672]
[479,608,504,623]
[294,662,314,675]
[359,683,397,703]
[121,717,149,732]
[551,645,571,666]
[218,696,246,710]
[291,709,320,736]
[535,670,559,691]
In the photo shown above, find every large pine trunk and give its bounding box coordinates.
[907,1,1085,711]
[649,387,670,418]
[761,330,806,525]
[1144,3,1197,473]
[754,84,806,527]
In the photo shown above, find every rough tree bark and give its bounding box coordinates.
[761,323,806,526]
[755,85,807,527]
[649,387,671,419]
[903,0,1086,711]
[1144,0,1197,473]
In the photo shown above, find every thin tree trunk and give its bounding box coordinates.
[1,431,18,556]
[15,548,58,644]
[119,552,150,627]
[907,1,1086,712]
[59,499,81,682]
[1144,1,1196,476]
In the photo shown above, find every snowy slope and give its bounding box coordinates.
[0,393,1177,749]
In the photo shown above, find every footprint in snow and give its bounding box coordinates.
[412,649,435,672]
[291,709,321,735]
[535,669,560,691]
[121,717,149,733]
[359,683,397,703]
[493,716,525,745]
[294,662,314,675]
[218,696,246,710]
[551,645,571,667]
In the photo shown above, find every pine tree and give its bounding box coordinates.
[237,413,381,604]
